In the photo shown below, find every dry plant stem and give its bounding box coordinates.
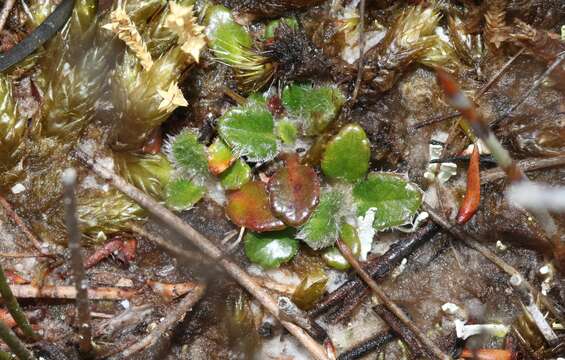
[350,0,366,104]
[411,48,524,130]
[490,51,565,128]
[423,203,564,324]
[61,168,93,357]
[436,70,559,241]
[335,239,450,360]
[0,266,36,340]
[0,0,16,33]
[310,222,439,319]
[373,305,425,357]
[7,285,136,300]
[0,320,36,360]
[77,153,330,360]
[130,224,213,265]
[121,284,206,358]
[480,154,565,184]
[0,196,49,255]
[509,275,558,346]
[337,331,395,360]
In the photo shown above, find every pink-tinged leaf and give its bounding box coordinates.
[226,181,286,232]
[268,154,320,226]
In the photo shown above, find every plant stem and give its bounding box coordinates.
[0,320,36,360]
[76,152,330,360]
[336,239,451,360]
[0,266,36,340]
[436,70,559,242]
[61,168,94,358]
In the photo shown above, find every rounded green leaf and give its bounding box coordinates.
[165,179,205,212]
[218,103,278,162]
[220,159,251,190]
[243,229,299,269]
[226,181,286,232]
[353,172,423,230]
[268,154,320,226]
[208,138,235,175]
[276,120,298,145]
[297,191,343,250]
[292,269,328,310]
[282,84,345,136]
[168,130,209,183]
[321,124,370,183]
[322,223,361,270]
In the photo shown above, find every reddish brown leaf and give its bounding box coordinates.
[268,153,320,226]
[226,181,286,232]
[84,239,124,269]
[456,144,480,224]
[121,238,137,263]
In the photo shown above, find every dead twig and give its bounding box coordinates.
[0,320,36,360]
[423,203,564,325]
[7,284,136,300]
[0,265,36,340]
[0,0,16,33]
[373,305,425,357]
[0,195,50,256]
[62,168,94,357]
[337,331,395,360]
[490,51,565,128]
[147,280,200,302]
[130,224,213,265]
[121,284,206,358]
[437,70,559,244]
[481,154,565,184]
[411,48,525,131]
[336,239,450,360]
[77,153,330,360]
[309,222,439,319]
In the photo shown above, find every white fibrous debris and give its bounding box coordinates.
[441,303,466,320]
[10,183,25,194]
[116,278,134,287]
[357,207,377,261]
[462,139,490,155]
[326,270,349,293]
[120,300,130,310]
[507,183,565,211]
[396,211,429,233]
[391,258,407,279]
[423,135,457,183]
[207,180,226,205]
[97,156,115,172]
[539,264,554,296]
[454,319,509,340]
[496,240,507,252]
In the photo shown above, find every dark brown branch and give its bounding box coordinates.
[335,239,450,359]
[480,154,565,184]
[76,152,329,360]
[373,305,424,357]
[308,222,439,318]
[337,331,395,360]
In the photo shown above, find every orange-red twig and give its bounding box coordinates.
[456,144,481,224]
[460,348,512,360]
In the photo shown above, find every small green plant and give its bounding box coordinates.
[321,124,370,183]
[243,229,299,269]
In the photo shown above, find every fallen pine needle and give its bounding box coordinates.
[7,285,136,300]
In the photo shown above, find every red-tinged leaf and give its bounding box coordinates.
[456,144,480,224]
[226,181,286,232]
[268,154,320,226]
[121,238,137,263]
[460,349,511,360]
[208,138,236,175]
[4,269,29,284]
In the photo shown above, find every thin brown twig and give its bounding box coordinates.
[335,239,450,360]
[61,168,94,357]
[121,284,206,358]
[0,195,50,256]
[480,154,565,184]
[423,203,564,324]
[76,152,330,360]
[0,0,16,33]
[130,224,213,265]
[490,51,565,128]
[410,48,524,131]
